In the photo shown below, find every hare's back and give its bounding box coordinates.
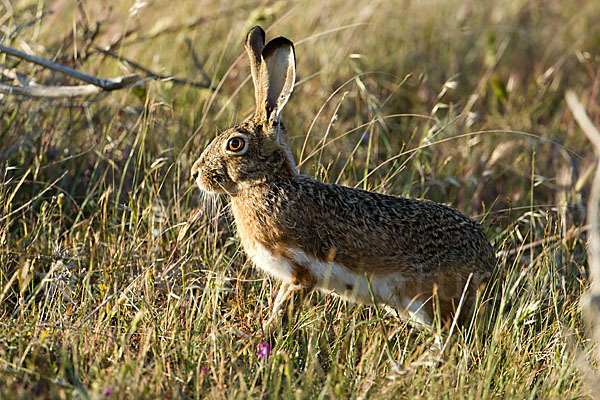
[269,176,495,275]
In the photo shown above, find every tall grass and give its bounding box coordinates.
[1,0,599,397]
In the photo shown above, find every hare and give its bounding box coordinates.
[191,26,496,327]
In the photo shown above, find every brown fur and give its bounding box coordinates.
[191,26,496,324]
[228,176,494,322]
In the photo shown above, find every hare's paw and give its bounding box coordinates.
[259,283,305,333]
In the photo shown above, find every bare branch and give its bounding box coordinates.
[0,44,135,90]
[0,43,211,98]
[0,82,99,97]
[0,73,143,98]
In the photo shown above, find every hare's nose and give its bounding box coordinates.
[191,160,202,181]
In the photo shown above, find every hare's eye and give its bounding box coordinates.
[227,137,245,152]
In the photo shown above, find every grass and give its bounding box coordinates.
[1,0,599,398]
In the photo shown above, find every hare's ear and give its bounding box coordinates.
[257,36,296,124]
[245,26,266,119]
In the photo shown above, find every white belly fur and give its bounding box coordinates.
[245,243,431,324]
[244,242,295,283]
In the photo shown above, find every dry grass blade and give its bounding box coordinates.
[566,90,600,396]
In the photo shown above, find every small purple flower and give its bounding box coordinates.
[105,388,113,397]
[360,131,371,143]
[200,366,207,376]
[257,342,271,360]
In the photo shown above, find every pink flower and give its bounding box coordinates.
[257,342,271,360]
[200,366,207,376]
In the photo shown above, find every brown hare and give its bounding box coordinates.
[191,26,496,327]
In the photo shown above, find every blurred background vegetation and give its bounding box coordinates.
[1,0,600,398]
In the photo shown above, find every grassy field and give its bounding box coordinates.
[1,0,600,398]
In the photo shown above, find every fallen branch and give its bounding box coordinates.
[0,77,141,98]
[0,43,210,98]
[0,44,136,90]
[0,62,142,98]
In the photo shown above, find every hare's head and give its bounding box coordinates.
[192,26,297,195]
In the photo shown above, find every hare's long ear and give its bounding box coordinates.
[257,36,296,125]
[245,26,267,120]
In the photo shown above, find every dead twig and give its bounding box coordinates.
[184,38,212,86]
[0,65,30,86]
[93,47,212,89]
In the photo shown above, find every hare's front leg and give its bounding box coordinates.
[263,265,316,330]
[262,283,305,331]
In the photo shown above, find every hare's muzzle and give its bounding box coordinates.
[191,158,201,181]
[191,157,233,195]
[191,158,209,192]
